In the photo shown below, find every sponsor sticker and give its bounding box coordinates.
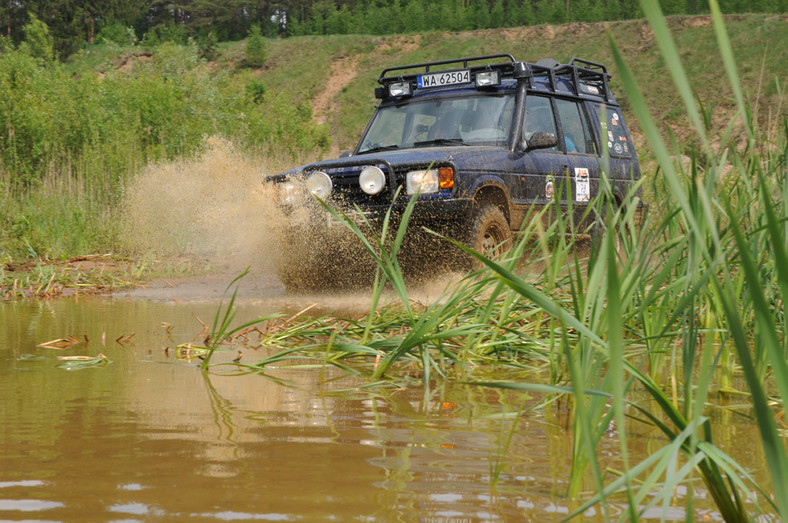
[545,179,554,200]
[575,167,590,202]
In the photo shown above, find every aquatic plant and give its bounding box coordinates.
[198,269,279,369]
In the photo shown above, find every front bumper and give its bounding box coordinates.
[280,196,475,235]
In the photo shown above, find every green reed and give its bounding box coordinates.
[230,3,787,518]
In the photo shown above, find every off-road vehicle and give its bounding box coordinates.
[267,53,641,291]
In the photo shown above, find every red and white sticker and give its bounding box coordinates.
[575,168,590,202]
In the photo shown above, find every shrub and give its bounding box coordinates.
[197,30,219,61]
[21,14,54,65]
[245,25,266,68]
[97,22,138,47]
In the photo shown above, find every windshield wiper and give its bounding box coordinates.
[361,144,399,154]
[413,138,468,147]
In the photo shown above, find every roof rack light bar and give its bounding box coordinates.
[375,54,613,102]
[378,53,516,84]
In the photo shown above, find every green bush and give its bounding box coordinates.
[197,31,219,61]
[245,25,266,68]
[21,14,55,65]
[97,22,138,47]
[246,79,266,103]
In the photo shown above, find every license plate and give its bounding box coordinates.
[327,210,369,228]
[417,69,470,89]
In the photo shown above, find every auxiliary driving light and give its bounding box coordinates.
[279,180,300,205]
[388,81,411,97]
[359,166,386,195]
[306,171,332,199]
[475,71,500,87]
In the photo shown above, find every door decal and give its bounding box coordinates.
[575,167,590,202]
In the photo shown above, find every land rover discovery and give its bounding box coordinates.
[267,54,641,291]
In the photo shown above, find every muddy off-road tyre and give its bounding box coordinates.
[467,204,512,263]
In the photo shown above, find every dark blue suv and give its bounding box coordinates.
[268,54,641,290]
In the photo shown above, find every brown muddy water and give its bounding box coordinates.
[0,280,775,522]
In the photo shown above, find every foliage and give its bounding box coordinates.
[20,14,54,65]
[199,269,279,369]
[197,30,219,61]
[0,0,784,57]
[97,22,139,47]
[244,25,266,68]
[246,79,266,103]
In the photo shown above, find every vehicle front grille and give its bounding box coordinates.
[310,163,404,207]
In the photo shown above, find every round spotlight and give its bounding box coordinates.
[279,180,300,205]
[306,171,332,199]
[359,166,386,195]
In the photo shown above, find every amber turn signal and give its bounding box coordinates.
[439,167,454,189]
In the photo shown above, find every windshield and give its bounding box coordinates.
[358,93,515,153]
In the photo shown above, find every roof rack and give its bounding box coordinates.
[377,54,613,102]
[378,54,517,84]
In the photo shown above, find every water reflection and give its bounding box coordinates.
[0,296,774,521]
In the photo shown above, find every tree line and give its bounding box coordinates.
[0,0,785,58]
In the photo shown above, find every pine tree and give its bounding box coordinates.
[490,0,505,27]
[245,24,266,67]
[197,30,218,61]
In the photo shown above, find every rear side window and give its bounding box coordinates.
[555,99,594,155]
[594,104,632,158]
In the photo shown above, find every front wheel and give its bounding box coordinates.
[468,205,512,260]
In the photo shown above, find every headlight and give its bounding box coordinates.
[406,169,439,195]
[278,180,300,205]
[306,171,332,199]
[359,166,386,195]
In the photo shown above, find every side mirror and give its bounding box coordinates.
[339,150,353,158]
[525,131,558,151]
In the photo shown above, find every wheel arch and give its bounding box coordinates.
[471,182,511,224]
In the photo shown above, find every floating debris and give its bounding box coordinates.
[116,333,136,345]
[176,343,209,360]
[36,335,82,350]
[192,313,209,341]
[17,354,46,361]
[56,353,109,369]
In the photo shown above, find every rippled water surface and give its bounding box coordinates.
[0,289,774,521]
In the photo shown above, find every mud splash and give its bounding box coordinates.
[122,137,287,275]
[120,137,467,302]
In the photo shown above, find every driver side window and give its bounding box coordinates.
[523,96,556,141]
[555,98,594,155]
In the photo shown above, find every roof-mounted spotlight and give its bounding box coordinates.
[475,70,500,88]
[388,81,412,97]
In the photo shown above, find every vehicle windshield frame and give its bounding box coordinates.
[356,92,516,154]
